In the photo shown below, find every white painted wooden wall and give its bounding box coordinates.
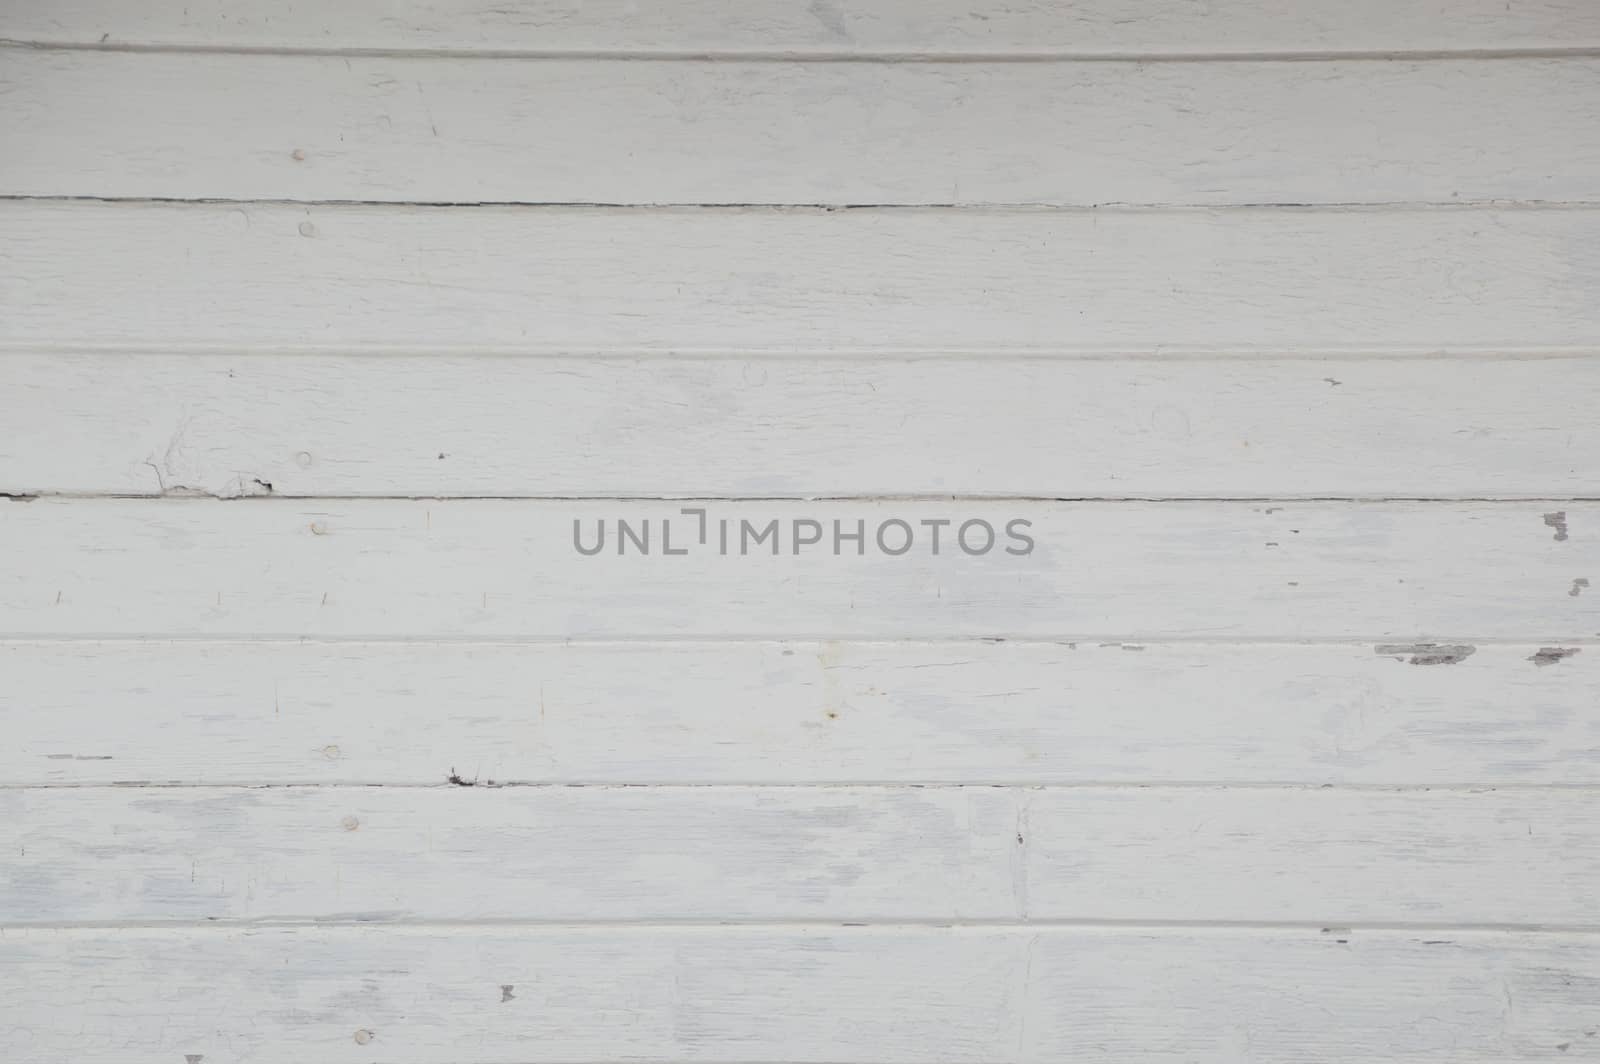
[3,2,1599,1061]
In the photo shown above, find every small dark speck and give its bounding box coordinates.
[1529,647,1580,668]
[1571,577,1589,598]
[186,1056,204,1064]
[1544,511,1570,542]
[438,453,446,460]
[1323,377,1342,386]
[1557,1044,1571,1053]
[500,984,515,1002]
[1016,832,1025,844]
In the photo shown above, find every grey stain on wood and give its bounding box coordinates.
[1571,578,1590,598]
[1375,644,1476,666]
[1529,648,1581,667]
[1544,512,1570,541]
[501,984,515,1002]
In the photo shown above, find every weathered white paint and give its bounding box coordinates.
[2,499,1593,639]
[8,350,1600,498]
[1022,787,1600,924]
[9,51,1599,205]
[4,3,1598,1058]
[5,785,1597,925]
[5,202,1598,350]
[0,785,1020,922]
[6,0,1597,54]
[4,925,1598,1062]
[5,640,1594,786]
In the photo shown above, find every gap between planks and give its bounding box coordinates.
[10,493,1600,502]
[9,342,1600,360]
[7,38,1600,62]
[7,781,1600,791]
[4,634,1598,645]
[5,193,1600,211]
[8,917,1600,934]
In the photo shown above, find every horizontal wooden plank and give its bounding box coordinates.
[5,0,1598,54]
[1,499,1594,639]
[0,786,1018,922]
[6,52,1598,205]
[4,925,1597,1062]
[9,351,1600,498]
[6,786,1596,925]
[4,202,1598,350]
[1023,788,1600,924]
[6,640,1598,786]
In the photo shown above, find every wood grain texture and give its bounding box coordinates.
[0,786,1020,922]
[5,0,1598,54]
[4,925,1597,1062]
[2,499,1594,639]
[8,351,1600,498]
[6,785,1597,925]
[1022,788,1600,924]
[7,51,1599,204]
[4,202,1598,350]
[5,640,1597,786]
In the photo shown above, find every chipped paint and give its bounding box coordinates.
[1375,643,1476,666]
[1529,647,1581,667]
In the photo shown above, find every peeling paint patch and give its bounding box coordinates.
[1375,643,1476,666]
[1544,511,1570,542]
[1529,647,1581,667]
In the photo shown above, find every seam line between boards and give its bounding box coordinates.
[8,343,1600,359]
[6,782,1600,792]
[3,635,1596,645]
[6,38,1600,62]
[4,917,1599,934]
[3,193,1598,212]
[9,494,1600,502]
